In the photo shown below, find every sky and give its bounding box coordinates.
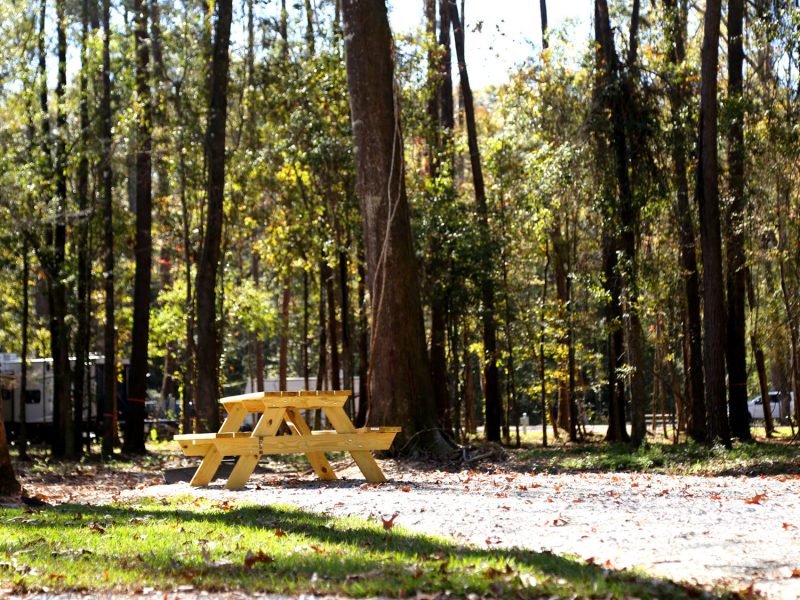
[387,0,591,89]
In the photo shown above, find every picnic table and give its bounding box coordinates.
[175,390,399,490]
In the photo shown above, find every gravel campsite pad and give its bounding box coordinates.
[126,459,800,599]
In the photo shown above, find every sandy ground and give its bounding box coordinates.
[128,459,800,599]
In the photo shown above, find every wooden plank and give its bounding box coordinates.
[220,396,348,411]
[323,406,390,483]
[285,408,337,481]
[179,431,397,457]
[189,445,223,486]
[224,407,286,490]
[219,402,248,433]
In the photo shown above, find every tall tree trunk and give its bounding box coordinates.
[746,268,773,436]
[304,0,315,54]
[324,263,341,390]
[20,243,30,460]
[303,268,310,389]
[125,0,153,454]
[725,0,750,441]
[696,0,730,445]
[101,0,116,457]
[449,0,502,442]
[342,0,448,453]
[603,233,629,442]
[51,0,73,458]
[356,253,369,427]
[594,0,646,446]
[251,253,265,391]
[195,0,232,432]
[73,0,92,456]
[664,0,705,443]
[279,277,291,390]
[339,248,353,393]
[539,244,550,447]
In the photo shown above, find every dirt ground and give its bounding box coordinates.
[13,447,800,599]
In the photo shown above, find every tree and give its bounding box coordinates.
[449,0,502,442]
[663,0,706,443]
[0,421,19,496]
[724,0,751,441]
[101,0,116,457]
[696,0,730,445]
[195,0,233,432]
[342,0,450,454]
[125,0,154,454]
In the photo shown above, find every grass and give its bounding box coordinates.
[514,428,800,475]
[0,496,717,598]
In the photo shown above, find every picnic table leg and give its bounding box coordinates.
[225,407,286,490]
[190,445,224,486]
[323,406,387,483]
[284,408,337,481]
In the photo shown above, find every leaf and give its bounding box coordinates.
[782,522,797,530]
[400,487,411,492]
[243,550,273,571]
[381,513,399,530]
[87,522,105,534]
[273,529,287,537]
[744,493,767,505]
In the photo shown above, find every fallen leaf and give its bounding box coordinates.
[400,487,411,492]
[745,493,767,505]
[381,513,399,530]
[87,522,105,534]
[782,522,797,530]
[243,550,273,571]
[273,529,287,537]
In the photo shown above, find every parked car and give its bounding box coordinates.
[747,391,795,420]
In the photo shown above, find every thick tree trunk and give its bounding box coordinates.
[195,0,232,432]
[696,0,730,445]
[101,0,116,456]
[125,0,153,454]
[664,0,706,443]
[342,0,448,453]
[603,233,629,442]
[449,1,502,442]
[725,0,751,441]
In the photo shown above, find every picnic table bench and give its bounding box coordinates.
[175,390,399,490]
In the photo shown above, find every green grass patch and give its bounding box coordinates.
[1,496,710,598]
[517,438,800,475]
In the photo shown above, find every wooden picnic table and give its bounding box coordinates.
[175,390,399,490]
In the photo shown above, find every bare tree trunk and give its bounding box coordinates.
[195,0,232,432]
[342,0,448,453]
[725,0,751,441]
[746,268,773,436]
[101,0,116,456]
[20,243,30,460]
[540,243,550,448]
[697,0,730,445]
[126,0,153,454]
[73,0,92,456]
[356,253,369,427]
[449,0,502,442]
[279,277,291,390]
[324,263,340,390]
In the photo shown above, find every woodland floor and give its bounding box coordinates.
[5,431,800,599]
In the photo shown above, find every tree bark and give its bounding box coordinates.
[696,0,730,445]
[195,0,233,432]
[101,0,116,457]
[449,0,502,442]
[0,419,19,496]
[50,0,73,458]
[724,0,751,441]
[664,0,706,443]
[73,0,92,456]
[746,268,773,436]
[125,0,153,454]
[342,0,448,453]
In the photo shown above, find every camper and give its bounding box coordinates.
[0,353,128,438]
